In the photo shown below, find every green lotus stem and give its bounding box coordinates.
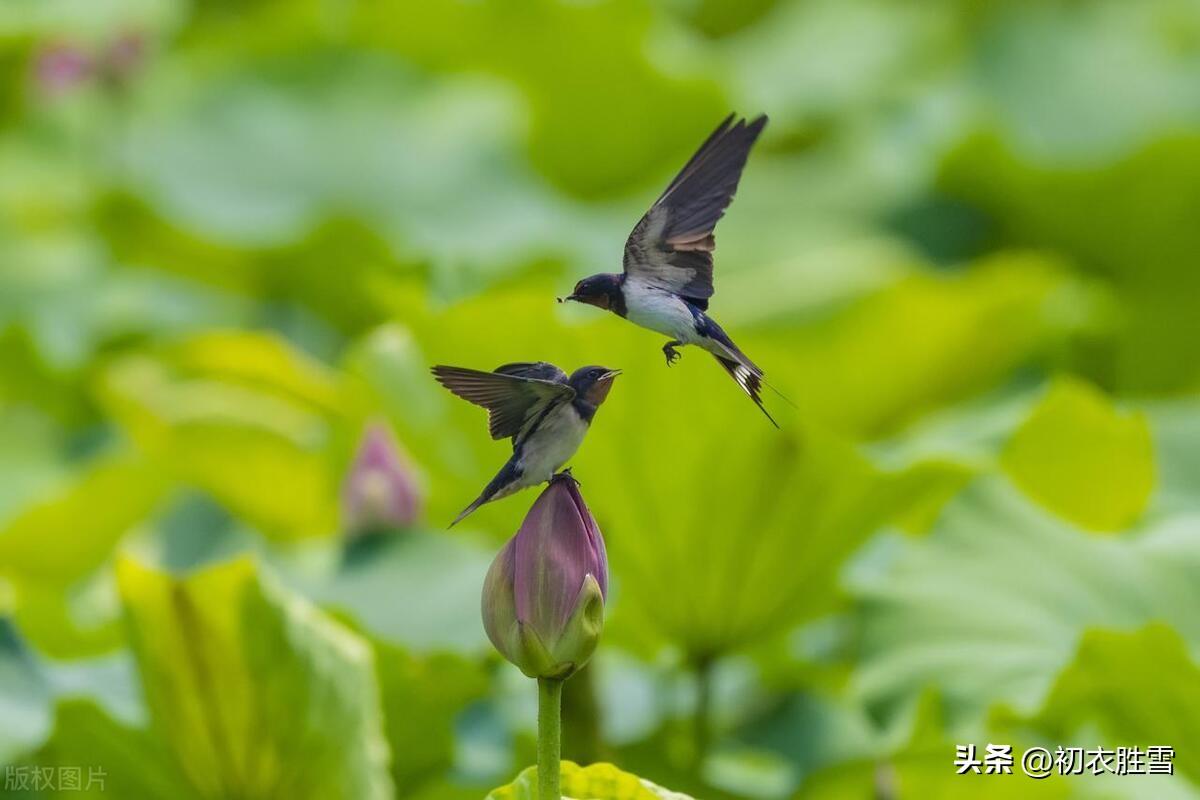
[538,677,563,800]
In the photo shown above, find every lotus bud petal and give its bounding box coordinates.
[481,474,608,679]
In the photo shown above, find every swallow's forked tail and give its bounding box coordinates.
[449,493,489,528]
[448,459,521,528]
[713,354,778,427]
[696,311,788,427]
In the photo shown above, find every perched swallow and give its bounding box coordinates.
[562,114,777,425]
[432,361,620,526]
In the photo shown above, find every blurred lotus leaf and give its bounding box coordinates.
[797,693,1069,800]
[8,580,126,660]
[852,478,1200,727]
[774,255,1065,438]
[593,420,916,659]
[294,530,495,654]
[29,698,200,800]
[1008,624,1200,782]
[1149,400,1200,516]
[357,0,725,197]
[942,134,1200,395]
[94,331,347,539]
[1001,377,1155,532]
[0,453,168,588]
[372,640,490,794]
[0,453,169,659]
[117,557,393,799]
[0,619,50,766]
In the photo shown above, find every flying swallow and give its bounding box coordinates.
[432,361,620,526]
[561,114,777,425]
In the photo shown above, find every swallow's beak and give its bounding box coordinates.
[559,294,580,304]
[586,369,621,404]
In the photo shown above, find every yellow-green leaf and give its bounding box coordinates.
[30,699,201,800]
[1001,378,1154,531]
[1019,624,1200,782]
[96,355,340,539]
[164,329,342,412]
[117,557,393,800]
[0,454,169,586]
[487,762,695,800]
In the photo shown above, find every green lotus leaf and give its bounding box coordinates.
[1148,400,1200,516]
[798,694,1069,800]
[0,454,168,587]
[1001,378,1154,532]
[0,454,169,658]
[8,581,125,660]
[1007,624,1200,782]
[25,698,200,800]
[355,0,724,198]
[162,329,343,413]
[942,134,1200,395]
[292,529,494,653]
[117,557,393,799]
[486,761,695,800]
[371,640,490,792]
[0,618,50,766]
[95,348,341,539]
[852,477,1200,726]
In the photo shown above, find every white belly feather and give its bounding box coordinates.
[622,280,702,344]
[515,405,589,485]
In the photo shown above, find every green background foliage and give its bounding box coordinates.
[1,0,1199,797]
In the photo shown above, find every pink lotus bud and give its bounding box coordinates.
[481,474,608,679]
[342,422,423,534]
[35,44,93,95]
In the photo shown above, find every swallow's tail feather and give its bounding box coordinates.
[713,354,778,428]
[449,459,522,528]
[697,313,781,427]
[449,494,489,528]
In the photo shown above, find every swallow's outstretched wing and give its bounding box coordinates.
[431,362,574,443]
[622,114,767,307]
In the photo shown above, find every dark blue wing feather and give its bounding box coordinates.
[623,115,767,301]
[432,362,573,441]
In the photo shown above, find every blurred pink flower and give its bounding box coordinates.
[34,33,147,96]
[35,44,93,94]
[342,422,423,534]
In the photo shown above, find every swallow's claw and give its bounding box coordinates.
[662,341,682,367]
[552,468,579,486]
